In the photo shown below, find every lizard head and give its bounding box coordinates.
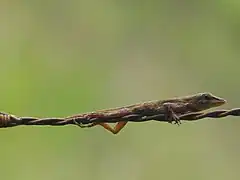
[184,92,226,111]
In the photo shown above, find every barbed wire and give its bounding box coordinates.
[0,108,239,128]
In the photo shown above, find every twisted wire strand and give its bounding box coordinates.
[0,108,239,128]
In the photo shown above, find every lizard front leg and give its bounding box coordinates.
[162,102,181,125]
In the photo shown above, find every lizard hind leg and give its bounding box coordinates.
[98,121,128,134]
[74,118,128,134]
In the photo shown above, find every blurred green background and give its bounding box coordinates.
[0,1,240,180]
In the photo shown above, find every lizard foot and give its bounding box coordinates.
[73,118,95,128]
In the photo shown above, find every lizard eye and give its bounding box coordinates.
[202,93,211,100]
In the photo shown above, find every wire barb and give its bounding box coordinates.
[0,108,239,128]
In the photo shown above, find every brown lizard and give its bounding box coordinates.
[73,92,226,134]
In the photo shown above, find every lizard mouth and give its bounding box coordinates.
[212,98,226,106]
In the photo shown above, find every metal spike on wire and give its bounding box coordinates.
[0,108,240,128]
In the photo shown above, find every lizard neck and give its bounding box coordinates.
[184,103,203,113]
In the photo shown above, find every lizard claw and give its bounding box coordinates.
[173,118,181,126]
[172,113,181,125]
[170,114,181,126]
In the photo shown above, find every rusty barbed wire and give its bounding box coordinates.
[0,108,239,128]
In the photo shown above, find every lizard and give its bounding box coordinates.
[72,92,226,134]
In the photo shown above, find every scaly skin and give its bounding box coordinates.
[73,92,226,134]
